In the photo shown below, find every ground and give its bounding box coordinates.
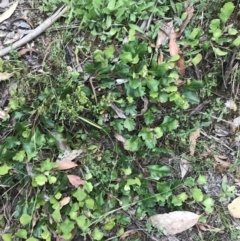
[0,0,240,241]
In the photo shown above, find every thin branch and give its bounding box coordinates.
[0,5,70,57]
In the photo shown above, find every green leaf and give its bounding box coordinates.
[197,175,208,185]
[209,19,220,32]
[233,36,240,47]
[138,127,156,148]
[202,197,214,208]
[107,0,116,10]
[0,164,12,175]
[93,0,102,10]
[85,198,95,209]
[177,192,188,201]
[192,54,202,66]
[212,47,228,56]
[124,136,141,151]
[76,215,87,228]
[104,45,114,59]
[191,188,203,202]
[40,158,58,172]
[128,24,144,34]
[59,218,75,235]
[219,2,235,24]
[119,52,133,63]
[228,27,238,35]
[48,175,57,184]
[213,29,222,40]
[144,110,154,125]
[26,237,38,241]
[73,188,87,201]
[184,177,195,187]
[84,182,93,193]
[147,165,171,180]
[104,219,115,230]
[93,228,104,241]
[41,225,50,240]
[2,233,12,241]
[189,28,200,40]
[123,118,135,131]
[52,209,61,223]
[185,80,203,91]
[183,90,199,104]
[23,141,37,161]
[13,150,25,162]
[160,116,179,132]
[20,214,32,225]
[34,174,48,186]
[146,79,159,91]
[153,127,163,139]
[15,229,27,239]
[171,195,183,206]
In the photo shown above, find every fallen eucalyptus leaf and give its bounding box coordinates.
[228,197,240,218]
[149,211,200,235]
[0,0,19,23]
[67,175,85,188]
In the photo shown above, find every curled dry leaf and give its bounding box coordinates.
[60,196,70,207]
[178,5,194,35]
[169,33,179,56]
[155,20,173,51]
[228,197,240,218]
[58,149,82,162]
[149,211,200,235]
[18,48,38,56]
[67,175,85,188]
[56,161,78,170]
[0,0,19,24]
[110,103,126,119]
[114,132,126,143]
[189,129,200,156]
[176,54,185,76]
[0,72,13,81]
[0,110,6,119]
[213,155,231,168]
[180,158,192,179]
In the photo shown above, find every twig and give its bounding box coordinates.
[200,129,234,152]
[89,76,97,104]
[0,5,70,57]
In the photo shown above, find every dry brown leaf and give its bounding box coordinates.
[180,158,192,179]
[228,197,240,218]
[213,155,231,168]
[0,110,6,119]
[18,48,37,56]
[0,0,19,24]
[120,230,145,240]
[178,5,194,36]
[169,33,180,56]
[60,196,70,207]
[114,132,126,143]
[57,160,78,170]
[157,50,164,64]
[0,72,13,81]
[149,211,200,235]
[110,103,126,119]
[189,129,200,156]
[155,21,173,51]
[176,54,185,76]
[67,175,85,188]
[58,149,82,162]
